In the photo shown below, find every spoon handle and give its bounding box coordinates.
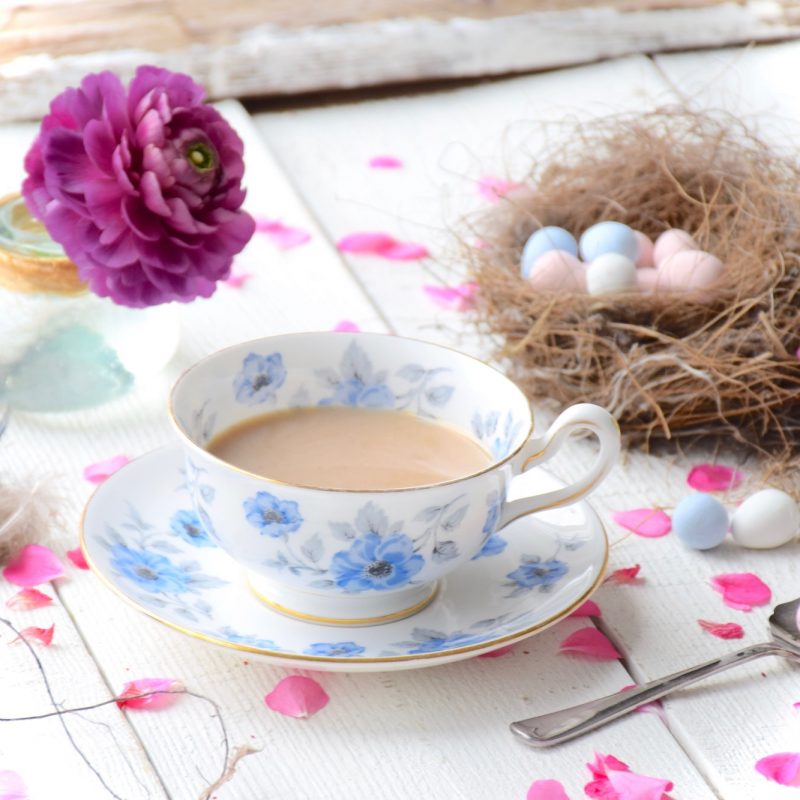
[511,642,786,747]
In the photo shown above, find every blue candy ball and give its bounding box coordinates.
[672,493,729,550]
[521,227,578,278]
[579,221,638,263]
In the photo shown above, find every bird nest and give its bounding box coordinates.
[468,111,800,457]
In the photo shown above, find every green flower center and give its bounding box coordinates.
[186,141,217,172]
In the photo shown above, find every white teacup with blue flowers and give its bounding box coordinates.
[169,332,620,625]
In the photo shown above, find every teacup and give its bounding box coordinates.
[170,332,620,625]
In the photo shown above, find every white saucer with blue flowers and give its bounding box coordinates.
[81,446,608,672]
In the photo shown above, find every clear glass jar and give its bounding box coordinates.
[0,194,180,412]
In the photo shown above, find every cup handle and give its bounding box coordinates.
[497,403,620,529]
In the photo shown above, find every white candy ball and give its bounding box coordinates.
[653,229,697,265]
[527,250,586,292]
[586,253,637,295]
[731,488,799,549]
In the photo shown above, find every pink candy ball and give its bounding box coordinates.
[527,250,585,292]
[653,229,697,266]
[659,250,724,292]
[633,231,655,268]
[636,267,661,292]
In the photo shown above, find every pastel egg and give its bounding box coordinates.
[636,267,661,293]
[730,488,799,549]
[527,250,585,292]
[586,253,637,295]
[672,493,729,550]
[653,229,697,266]
[633,231,655,268]
[659,250,724,293]
[521,227,578,278]
[579,221,638,262]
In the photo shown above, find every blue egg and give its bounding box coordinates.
[672,494,729,550]
[579,221,638,263]
[520,227,577,278]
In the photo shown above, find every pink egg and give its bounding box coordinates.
[633,231,655,268]
[636,267,661,293]
[659,250,724,294]
[527,250,585,292]
[653,229,697,266]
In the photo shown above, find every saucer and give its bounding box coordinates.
[81,446,608,672]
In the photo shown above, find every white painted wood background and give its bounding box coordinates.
[1,43,799,799]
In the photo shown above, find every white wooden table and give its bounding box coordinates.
[2,43,799,799]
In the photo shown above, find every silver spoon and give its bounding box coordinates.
[511,596,800,747]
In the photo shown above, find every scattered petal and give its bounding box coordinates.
[66,547,89,570]
[223,269,253,288]
[0,770,27,800]
[527,779,570,800]
[3,544,65,587]
[83,454,130,484]
[612,508,672,538]
[559,627,621,660]
[687,463,743,492]
[793,701,800,712]
[5,588,53,610]
[368,155,403,169]
[265,675,329,719]
[607,766,674,799]
[698,619,745,639]
[423,282,479,312]
[332,320,361,333]
[254,217,311,250]
[477,175,523,202]
[378,241,429,261]
[10,624,54,646]
[117,677,184,710]
[570,599,602,618]
[710,573,771,611]
[604,564,642,585]
[478,644,514,658]
[755,753,800,787]
[337,231,429,261]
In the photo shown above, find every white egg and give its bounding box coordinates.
[586,253,638,295]
[730,488,800,549]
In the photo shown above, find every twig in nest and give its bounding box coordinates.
[197,744,261,800]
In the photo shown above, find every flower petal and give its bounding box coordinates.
[264,675,329,719]
[83,454,130,483]
[423,282,479,312]
[570,599,602,618]
[368,155,403,169]
[607,765,674,799]
[332,320,361,332]
[612,508,672,538]
[10,624,55,646]
[559,627,621,660]
[697,619,745,639]
[710,573,771,611]
[379,241,429,261]
[223,268,252,288]
[254,218,311,250]
[3,545,65,587]
[477,175,522,202]
[337,231,395,253]
[526,779,570,800]
[5,588,53,610]
[66,547,89,570]
[116,677,184,709]
[755,753,800,787]
[687,463,743,492]
[604,564,642,584]
[478,644,514,658]
[0,770,28,800]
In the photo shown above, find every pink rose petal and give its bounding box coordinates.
[3,544,64,587]
[5,588,53,610]
[116,677,184,710]
[336,231,429,261]
[83,454,130,484]
[254,217,311,250]
[604,564,642,585]
[379,241,429,261]
[793,701,800,712]
[477,175,523,202]
[423,282,479,312]
[478,644,514,658]
[697,619,745,639]
[0,770,27,800]
[559,627,621,660]
[223,269,253,288]
[10,624,54,647]
[526,779,570,800]
[265,675,329,719]
[755,753,800,787]
[332,320,361,333]
[710,573,771,611]
[368,155,403,169]
[607,766,674,799]
[66,547,89,570]
[570,599,602,618]
[687,463,743,492]
[612,508,672,538]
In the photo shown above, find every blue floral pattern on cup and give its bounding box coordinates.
[234,352,286,405]
[472,410,524,459]
[216,626,284,651]
[330,532,424,592]
[111,545,190,593]
[304,641,366,657]
[244,491,303,537]
[317,341,395,409]
[504,555,569,598]
[392,627,496,654]
[170,509,215,548]
[473,491,506,560]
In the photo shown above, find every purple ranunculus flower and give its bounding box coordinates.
[22,66,255,307]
